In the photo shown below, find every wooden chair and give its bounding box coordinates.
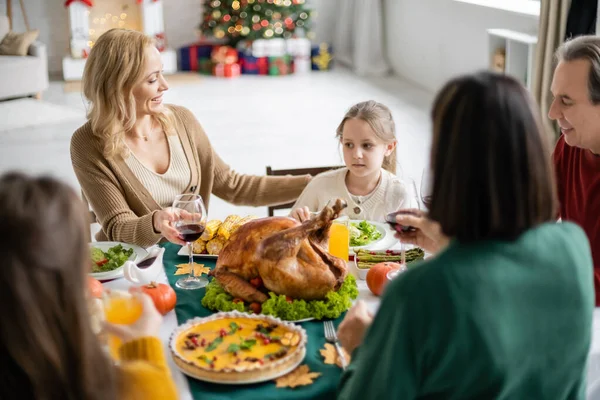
[266,165,344,216]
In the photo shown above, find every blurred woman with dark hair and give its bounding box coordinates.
[336,72,594,399]
[0,172,177,400]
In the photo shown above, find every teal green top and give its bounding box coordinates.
[338,222,594,400]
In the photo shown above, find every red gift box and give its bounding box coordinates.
[239,54,269,75]
[213,63,241,78]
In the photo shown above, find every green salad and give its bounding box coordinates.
[202,275,359,321]
[90,244,134,273]
[349,220,383,247]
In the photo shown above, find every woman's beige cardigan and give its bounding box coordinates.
[71,105,309,247]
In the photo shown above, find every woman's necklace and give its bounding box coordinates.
[134,120,155,142]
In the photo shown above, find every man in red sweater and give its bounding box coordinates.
[549,35,600,305]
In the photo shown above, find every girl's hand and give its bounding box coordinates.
[290,206,312,222]
[337,300,374,354]
[393,209,449,254]
[102,291,162,342]
[153,208,185,245]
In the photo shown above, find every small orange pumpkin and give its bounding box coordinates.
[366,262,402,296]
[141,282,177,315]
[87,277,104,299]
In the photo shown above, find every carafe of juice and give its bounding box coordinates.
[103,290,143,360]
[328,219,349,261]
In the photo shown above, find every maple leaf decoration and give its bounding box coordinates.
[275,365,321,388]
[320,343,351,368]
[175,263,210,276]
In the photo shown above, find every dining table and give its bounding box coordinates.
[104,242,600,400]
[104,242,381,400]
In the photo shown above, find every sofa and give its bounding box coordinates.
[0,15,49,100]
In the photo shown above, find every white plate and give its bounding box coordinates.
[349,220,388,251]
[89,241,148,281]
[177,245,218,259]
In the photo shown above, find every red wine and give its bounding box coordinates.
[178,224,205,242]
[385,210,419,233]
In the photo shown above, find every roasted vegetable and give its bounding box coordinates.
[200,219,222,241]
[231,215,258,234]
[192,239,207,254]
[217,215,242,240]
[207,237,226,255]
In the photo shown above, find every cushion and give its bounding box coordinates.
[0,30,39,56]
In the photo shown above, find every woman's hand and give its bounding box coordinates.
[153,208,185,245]
[394,209,449,254]
[102,290,163,342]
[290,206,312,222]
[337,300,374,354]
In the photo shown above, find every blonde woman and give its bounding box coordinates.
[290,100,408,222]
[70,29,310,247]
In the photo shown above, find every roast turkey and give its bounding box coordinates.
[212,199,348,303]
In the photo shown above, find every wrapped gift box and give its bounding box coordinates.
[268,55,291,76]
[213,63,241,78]
[179,43,213,72]
[239,53,268,75]
[311,43,334,71]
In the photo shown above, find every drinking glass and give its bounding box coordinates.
[388,179,421,281]
[103,290,143,360]
[420,167,433,211]
[329,218,350,261]
[172,194,207,290]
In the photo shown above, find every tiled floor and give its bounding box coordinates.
[0,68,433,223]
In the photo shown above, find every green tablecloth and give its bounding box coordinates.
[163,243,344,400]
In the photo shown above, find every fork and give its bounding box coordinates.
[324,320,348,370]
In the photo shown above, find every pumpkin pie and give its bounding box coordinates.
[170,311,307,384]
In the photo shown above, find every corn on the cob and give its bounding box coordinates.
[206,237,226,255]
[200,219,222,241]
[217,215,241,240]
[230,215,258,234]
[192,239,207,254]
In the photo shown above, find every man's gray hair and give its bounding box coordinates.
[556,35,600,104]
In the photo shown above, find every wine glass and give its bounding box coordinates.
[172,194,207,290]
[420,167,433,211]
[387,179,420,282]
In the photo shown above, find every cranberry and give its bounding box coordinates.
[219,329,227,337]
[200,338,207,347]
[263,338,271,345]
[190,337,199,346]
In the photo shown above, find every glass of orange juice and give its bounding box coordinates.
[329,219,350,261]
[103,290,143,360]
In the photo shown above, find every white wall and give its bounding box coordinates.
[0,0,201,75]
[384,0,538,92]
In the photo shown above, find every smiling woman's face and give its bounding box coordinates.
[132,45,169,116]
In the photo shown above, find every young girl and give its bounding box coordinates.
[291,100,408,222]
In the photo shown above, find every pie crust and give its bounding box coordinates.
[170,311,307,384]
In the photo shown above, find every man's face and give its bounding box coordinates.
[549,59,600,152]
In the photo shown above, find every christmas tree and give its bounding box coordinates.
[200,0,313,46]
